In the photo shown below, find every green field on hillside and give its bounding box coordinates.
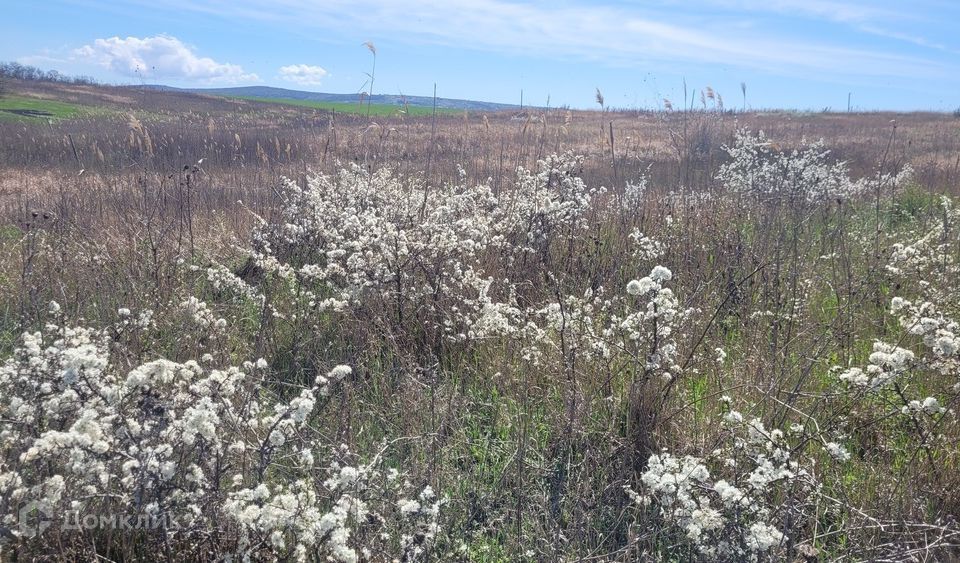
[234,95,460,117]
[0,95,87,121]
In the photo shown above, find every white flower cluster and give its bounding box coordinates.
[902,397,945,417]
[717,130,910,203]
[181,295,221,329]
[529,286,615,366]
[886,197,959,305]
[224,455,441,563]
[512,152,602,246]
[205,262,264,304]
[838,341,914,390]
[634,408,815,561]
[617,266,683,376]
[640,453,723,545]
[250,152,601,343]
[620,173,648,211]
[629,230,665,262]
[446,271,524,342]
[824,442,851,462]
[0,321,438,560]
[891,297,959,375]
[499,265,688,393]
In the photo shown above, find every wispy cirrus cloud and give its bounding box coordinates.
[108,0,953,81]
[278,64,328,86]
[697,0,895,24]
[701,0,960,53]
[74,34,259,83]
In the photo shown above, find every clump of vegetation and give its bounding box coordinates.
[0,73,958,560]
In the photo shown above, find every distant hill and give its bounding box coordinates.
[141,85,522,112]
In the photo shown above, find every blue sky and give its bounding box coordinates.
[3,0,960,110]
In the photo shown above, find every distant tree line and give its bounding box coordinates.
[0,61,99,86]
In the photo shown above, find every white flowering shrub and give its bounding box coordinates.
[717,130,911,203]
[252,164,496,312]
[629,405,819,561]
[246,153,602,355]
[445,270,524,342]
[522,285,614,368]
[4,130,959,561]
[621,175,649,212]
[629,230,665,262]
[509,152,602,249]
[618,266,683,377]
[0,320,439,561]
[829,295,957,482]
[205,262,264,305]
[886,196,960,306]
[828,201,960,464]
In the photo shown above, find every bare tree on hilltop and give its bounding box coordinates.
[0,61,98,86]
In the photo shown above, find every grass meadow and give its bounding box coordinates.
[229,95,462,117]
[0,77,959,561]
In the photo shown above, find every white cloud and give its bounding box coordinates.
[74,35,258,83]
[703,0,889,24]
[104,0,957,83]
[278,64,328,86]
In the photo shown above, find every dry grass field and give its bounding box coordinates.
[1,77,960,561]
